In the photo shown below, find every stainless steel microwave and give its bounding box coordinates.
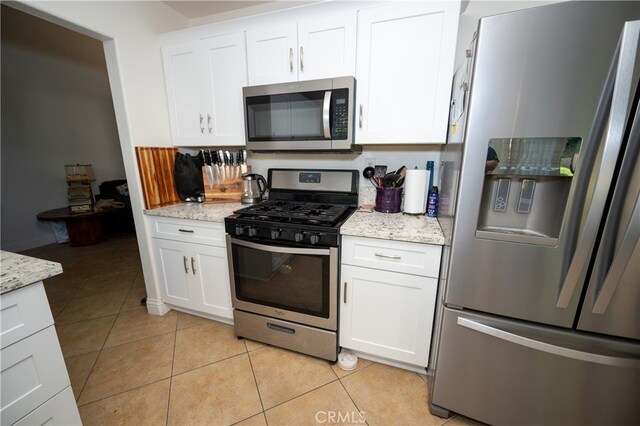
[243,76,359,152]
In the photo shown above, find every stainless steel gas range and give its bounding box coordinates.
[224,168,359,361]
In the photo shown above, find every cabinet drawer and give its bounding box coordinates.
[1,283,54,349]
[149,217,225,246]
[15,386,81,426]
[341,235,441,277]
[0,326,70,425]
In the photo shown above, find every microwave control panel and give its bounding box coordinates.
[331,88,349,140]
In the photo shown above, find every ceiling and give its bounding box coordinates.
[162,1,275,19]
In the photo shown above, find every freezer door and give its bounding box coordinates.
[446,2,640,327]
[578,24,640,339]
[431,308,640,426]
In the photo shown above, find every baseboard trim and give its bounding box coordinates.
[2,235,57,253]
[341,349,428,374]
[145,297,171,316]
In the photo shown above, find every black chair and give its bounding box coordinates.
[96,180,135,233]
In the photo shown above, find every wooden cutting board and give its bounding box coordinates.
[135,147,180,209]
[136,146,251,207]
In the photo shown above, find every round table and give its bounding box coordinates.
[37,207,120,246]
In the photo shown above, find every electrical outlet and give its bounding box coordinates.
[365,158,376,168]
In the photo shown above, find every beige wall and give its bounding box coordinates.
[1,5,125,251]
[7,0,188,310]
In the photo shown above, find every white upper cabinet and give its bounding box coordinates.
[163,32,247,146]
[355,2,460,144]
[246,13,356,85]
[297,14,357,81]
[246,23,298,85]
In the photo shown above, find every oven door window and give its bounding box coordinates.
[246,92,328,142]
[231,242,330,318]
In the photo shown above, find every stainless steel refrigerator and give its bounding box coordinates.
[430,2,640,425]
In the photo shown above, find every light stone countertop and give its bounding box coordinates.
[144,199,444,245]
[340,211,444,245]
[144,202,244,223]
[1,251,63,294]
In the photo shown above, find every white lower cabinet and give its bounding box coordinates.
[150,217,232,320]
[0,283,81,425]
[340,236,441,368]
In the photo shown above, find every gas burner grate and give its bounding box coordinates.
[235,201,351,225]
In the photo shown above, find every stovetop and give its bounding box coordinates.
[234,200,352,226]
[225,168,359,247]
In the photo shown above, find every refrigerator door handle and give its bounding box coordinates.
[457,317,640,369]
[592,194,640,314]
[557,22,640,309]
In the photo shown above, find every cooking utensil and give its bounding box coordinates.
[374,165,387,178]
[202,149,214,189]
[208,149,219,185]
[216,149,226,182]
[240,149,248,173]
[363,166,380,187]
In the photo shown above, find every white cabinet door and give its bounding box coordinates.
[152,227,232,319]
[14,387,81,426]
[163,33,248,146]
[297,13,356,81]
[246,14,356,85]
[153,239,193,309]
[356,2,460,144]
[0,326,70,425]
[340,264,437,367]
[191,244,233,319]
[163,41,204,146]
[246,23,298,85]
[200,33,247,146]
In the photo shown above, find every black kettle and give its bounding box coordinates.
[241,174,267,204]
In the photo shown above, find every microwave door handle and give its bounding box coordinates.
[323,91,332,139]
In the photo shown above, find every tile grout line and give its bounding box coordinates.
[245,346,267,419]
[166,321,179,426]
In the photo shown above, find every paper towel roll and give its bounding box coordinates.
[403,169,428,214]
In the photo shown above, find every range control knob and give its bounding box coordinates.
[294,232,305,243]
[309,233,321,245]
[247,227,258,237]
[235,226,244,236]
[270,229,281,240]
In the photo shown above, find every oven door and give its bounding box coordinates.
[227,236,338,330]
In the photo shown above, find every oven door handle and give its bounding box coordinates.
[229,237,332,256]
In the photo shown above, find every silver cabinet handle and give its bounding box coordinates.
[300,46,304,72]
[199,114,204,133]
[343,282,348,304]
[183,256,189,274]
[207,114,212,134]
[178,229,194,233]
[191,257,196,275]
[289,47,294,72]
[457,317,640,368]
[375,252,401,260]
[359,104,363,129]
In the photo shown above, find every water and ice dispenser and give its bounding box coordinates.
[476,137,581,246]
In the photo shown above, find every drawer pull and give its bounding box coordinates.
[375,252,401,260]
[178,229,194,233]
[267,323,295,334]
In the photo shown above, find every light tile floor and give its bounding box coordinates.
[22,234,482,426]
